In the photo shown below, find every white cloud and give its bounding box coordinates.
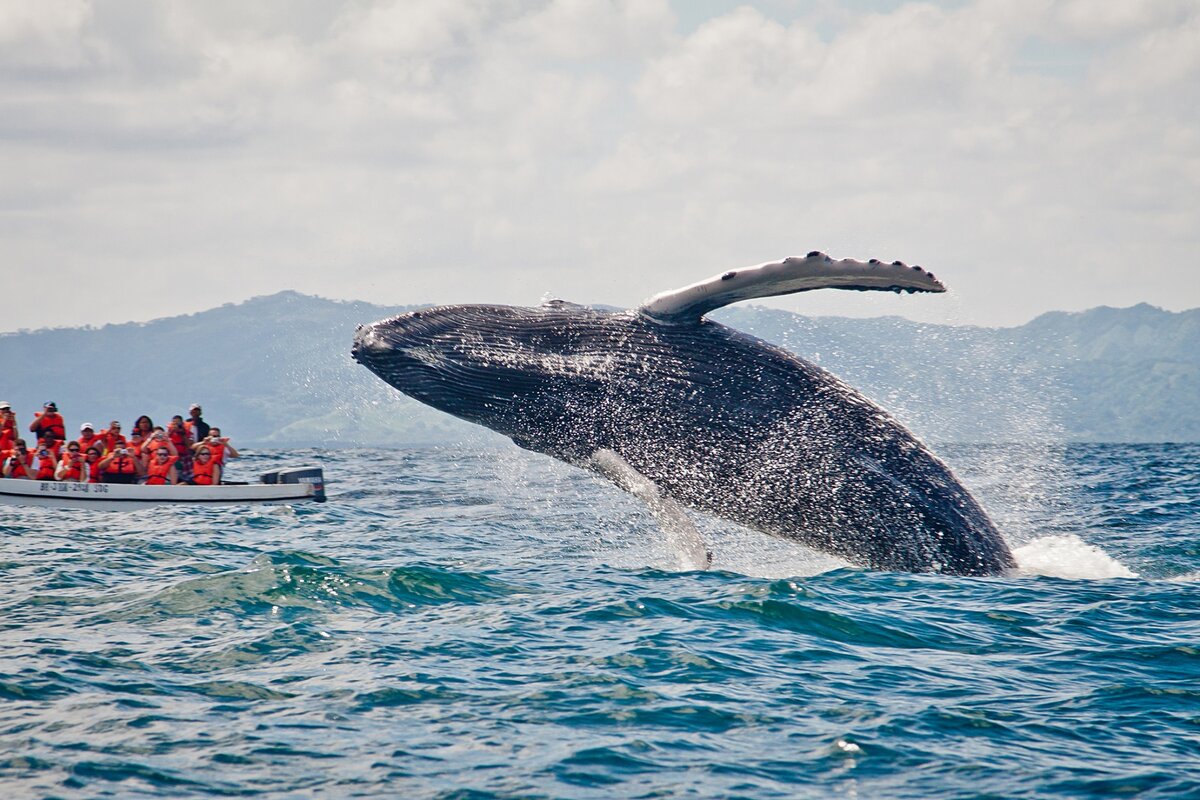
[0,0,1196,331]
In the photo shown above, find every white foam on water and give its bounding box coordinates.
[1013,534,1137,580]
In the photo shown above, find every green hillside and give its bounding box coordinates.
[1,293,1195,445]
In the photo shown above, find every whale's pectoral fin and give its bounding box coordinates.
[638,252,947,323]
[586,449,711,571]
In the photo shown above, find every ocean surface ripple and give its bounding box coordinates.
[2,443,1199,798]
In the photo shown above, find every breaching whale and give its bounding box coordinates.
[352,253,1016,576]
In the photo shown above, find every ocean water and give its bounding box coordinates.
[1,443,1198,798]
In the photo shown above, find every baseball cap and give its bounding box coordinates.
[80,422,94,431]
[0,401,10,410]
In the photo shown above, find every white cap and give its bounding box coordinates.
[189,403,201,411]
[0,401,10,410]
[80,422,94,431]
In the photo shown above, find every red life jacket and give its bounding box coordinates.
[191,458,218,485]
[33,412,66,441]
[34,451,57,480]
[146,455,178,485]
[87,459,103,483]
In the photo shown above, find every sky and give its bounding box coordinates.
[2,0,1197,331]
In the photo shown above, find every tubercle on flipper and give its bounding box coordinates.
[638,252,947,323]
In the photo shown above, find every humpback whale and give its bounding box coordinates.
[352,253,1016,576]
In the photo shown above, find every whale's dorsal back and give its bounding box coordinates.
[638,252,946,323]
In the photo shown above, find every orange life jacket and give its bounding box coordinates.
[33,411,66,440]
[58,453,85,481]
[77,434,104,455]
[191,458,218,485]
[87,459,104,483]
[5,451,31,478]
[106,454,138,476]
[34,451,57,480]
[168,427,188,449]
[145,455,178,485]
[205,441,226,464]
[103,432,127,451]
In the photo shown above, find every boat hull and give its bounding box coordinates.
[0,467,325,510]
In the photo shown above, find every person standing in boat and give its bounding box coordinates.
[144,446,179,485]
[55,442,86,482]
[0,402,16,451]
[3,439,33,479]
[98,446,142,484]
[29,402,65,444]
[184,404,210,443]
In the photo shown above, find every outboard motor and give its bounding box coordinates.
[260,466,326,502]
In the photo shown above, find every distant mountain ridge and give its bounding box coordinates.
[1,291,1195,445]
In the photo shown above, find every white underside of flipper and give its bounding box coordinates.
[638,252,946,323]
[587,449,710,571]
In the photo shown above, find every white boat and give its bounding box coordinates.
[0,466,326,510]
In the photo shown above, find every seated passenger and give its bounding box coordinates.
[29,402,66,444]
[144,447,179,485]
[77,423,105,455]
[143,428,178,457]
[100,421,127,453]
[167,415,193,482]
[127,431,146,459]
[84,447,104,483]
[56,443,86,482]
[99,446,142,484]
[37,433,61,459]
[3,439,33,479]
[190,445,221,486]
[132,415,154,441]
[32,442,58,481]
[195,428,240,466]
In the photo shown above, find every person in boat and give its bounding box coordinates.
[32,441,58,481]
[55,442,86,482]
[99,445,143,484]
[167,415,193,482]
[184,404,210,443]
[0,402,16,451]
[127,430,146,460]
[194,427,240,466]
[100,421,127,453]
[3,439,33,479]
[36,432,62,459]
[29,402,66,444]
[84,447,104,483]
[132,415,154,441]
[189,445,221,486]
[144,446,179,486]
[76,423,105,455]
